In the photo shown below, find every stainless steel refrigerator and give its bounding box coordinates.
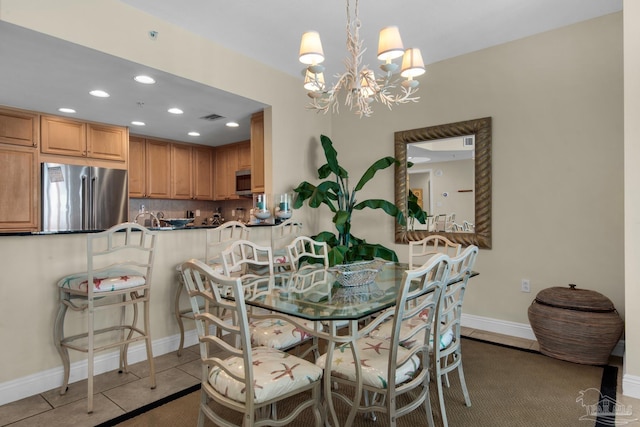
[42,162,128,232]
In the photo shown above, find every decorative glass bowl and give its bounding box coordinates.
[330,260,383,287]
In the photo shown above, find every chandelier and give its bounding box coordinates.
[298,0,425,117]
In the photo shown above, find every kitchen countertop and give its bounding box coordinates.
[0,221,281,237]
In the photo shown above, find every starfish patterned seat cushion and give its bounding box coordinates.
[58,268,146,293]
[208,347,323,404]
[369,309,454,350]
[249,317,323,349]
[315,338,420,389]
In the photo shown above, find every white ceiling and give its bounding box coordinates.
[0,0,622,146]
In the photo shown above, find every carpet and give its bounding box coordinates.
[99,338,617,427]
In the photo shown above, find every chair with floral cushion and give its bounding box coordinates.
[409,234,462,269]
[221,239,321,358]
[53,222,158,413]
[286,235,329,271]
[315,253,451,427]
[180,259,323,427]
[432,245,479,427]
[270,219,303,270]
[174,221,250,356]
[221,239,274,277]
[369,245,478,427]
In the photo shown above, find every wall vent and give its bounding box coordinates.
[463,136,474,146]
[200,113,225,121]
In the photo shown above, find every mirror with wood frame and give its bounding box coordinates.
[394,117,492,248]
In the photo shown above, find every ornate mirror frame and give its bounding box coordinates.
[394,117,492,248]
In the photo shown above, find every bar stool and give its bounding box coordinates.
[174,221,250,355]
[53,222,158,413]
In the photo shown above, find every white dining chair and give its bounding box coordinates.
[408,234,462,269]
[286,235,329,271]
[174,221,250,356]
[433,245,479,427]
[180,259,324,427]
[315,253,452,427]
[270,219,303,269]
[221,239,321,358]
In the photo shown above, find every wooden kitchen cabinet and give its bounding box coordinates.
[214,144,239,201]
[41,115,85,157]
[128,136,146,197]
[171,144,193,199]
[41,115,126,162]
[0,144,38,231]
[193,146,214,200]
[250,111,265,193]
[237,140,251,171]
[87,122,127,161]
[0,107,39,148]
[145,139,171,199]
[129,137,171,199]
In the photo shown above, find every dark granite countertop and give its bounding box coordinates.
[0,221,279,237]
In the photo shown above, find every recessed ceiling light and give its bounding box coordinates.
[58,107,76,114]
[89,89,110,98]
[134,75,155,84]
[188,131,200,137]
[131,121,146,126]
[168,107,183,115]
[226,121,239,128]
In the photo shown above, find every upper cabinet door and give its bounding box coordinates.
[171,144,193,199]
[237,140,251,171]
[40,115,86,157]
[128,136,146,198]
[0,107,39,148]
[87,123,127,162]
[250,111,265,193]
[193,146,214,200]
[145,139,171,199]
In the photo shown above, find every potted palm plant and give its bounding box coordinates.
[293,135,427,266]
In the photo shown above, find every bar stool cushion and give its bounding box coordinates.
[316,337,420,389]
[58,268,146,293]
[249,317,323,349]
[208,346,323,404]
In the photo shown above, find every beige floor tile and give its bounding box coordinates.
[7,393,124,427]
[176,357,204,380]
[102,367,200,412]
[41,369,141,408]
[127,346,199,378]
[0,394,52,427]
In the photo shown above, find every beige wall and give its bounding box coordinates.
[1,0,636,399]
[330,13,624,324]
[624,0,640,393]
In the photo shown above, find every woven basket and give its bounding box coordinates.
[528,284,623,365]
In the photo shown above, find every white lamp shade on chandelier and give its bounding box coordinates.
[298,0,426,117]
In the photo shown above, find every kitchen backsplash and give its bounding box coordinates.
[129,198,253,225]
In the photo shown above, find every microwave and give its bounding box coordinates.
[235,169,252,196]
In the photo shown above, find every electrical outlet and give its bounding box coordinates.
[521,279,531,293]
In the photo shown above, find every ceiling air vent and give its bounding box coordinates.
[200,113,225,121]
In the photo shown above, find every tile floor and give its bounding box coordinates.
[0,329,636,426]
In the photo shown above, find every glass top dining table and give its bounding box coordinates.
[234,261,478,427]
[241,261,412,323]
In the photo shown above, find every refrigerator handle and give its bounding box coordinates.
[90,176,97,229]
[81,175,88,230]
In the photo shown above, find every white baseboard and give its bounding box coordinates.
[0,315,628,406]
[461,313,626,358]
[622,356,640,399]
[0,329,199,407]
